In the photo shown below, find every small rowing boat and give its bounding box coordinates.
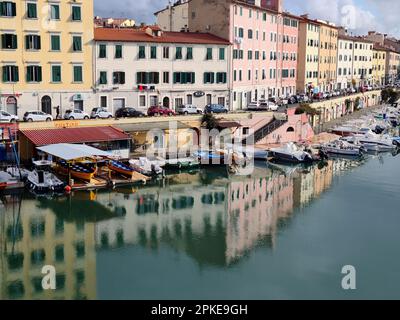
[57,160,96,181]
[108,160,136,177]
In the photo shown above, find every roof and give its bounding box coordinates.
[115,121,191,132]
[37,144,112,161]
[20,126,130,146]
[94,28,231,45]
[218,121,242,129]
[298,15,339,29]
[339,34,374,44]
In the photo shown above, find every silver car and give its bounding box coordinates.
[176,104,202,115]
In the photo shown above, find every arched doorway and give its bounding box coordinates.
[41,96,52,115]
[162,97,170,108]
[6,96,17,115]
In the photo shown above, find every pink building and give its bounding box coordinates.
[188,0,299,110]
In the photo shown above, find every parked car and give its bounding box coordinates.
[247,101,260,111]
[147,105,176,117]
[64,109,90,120]
[23,111,53,122]
[204,104,228,114]
[115,107,145,118]
[268,102,279,111]
[176,104,203,115]
[288,96,298,104]
[0,111,18,123]
[313,92,324,100]
[91,107,113,119]
[297,94,309,103]
[323,92,331,99]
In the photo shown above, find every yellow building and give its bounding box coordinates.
[297,17,320,94]
[0,0,94,117]
[297,16,338,94]
[372,45,386,86]
[352,38,374,87]
[318,21,338,92]
[0,196,96,300]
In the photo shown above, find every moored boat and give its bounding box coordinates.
[321,140,364,157]
[164,157,200,170]
[128,157,164,176]
[26,160,65,194]
[108,160,136,177]
[269,142,314,164]
[57,160,97,181]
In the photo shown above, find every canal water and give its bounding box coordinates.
[1,152,400,300]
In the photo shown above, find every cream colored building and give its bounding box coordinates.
[155,0,190,32]
[352,38,373,87]
[0,0,95,117]
[318,21,338,92]
[337,35,354,89]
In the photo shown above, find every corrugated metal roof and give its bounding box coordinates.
[20,126,130,146]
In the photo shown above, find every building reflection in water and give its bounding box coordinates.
[0,194,97,300]
[0,159,362,299]
[95,161,355,267]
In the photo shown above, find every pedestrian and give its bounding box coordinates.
[56,105,60,119]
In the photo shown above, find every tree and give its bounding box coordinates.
[201,113,219,130]
[295,103,320,116]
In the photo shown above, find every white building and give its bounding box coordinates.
[337,36,354,90]
[94,26,231,113]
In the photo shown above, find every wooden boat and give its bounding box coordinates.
[57,160,96,181]
[108,160,136,177]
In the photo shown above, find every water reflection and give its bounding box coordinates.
[0,159,364,299]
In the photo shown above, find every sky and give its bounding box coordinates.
[94,0,400,38]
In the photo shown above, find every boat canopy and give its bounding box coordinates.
[36,143,112,161]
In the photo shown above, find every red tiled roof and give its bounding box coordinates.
[20,126,130,146]
[94,28,231,45]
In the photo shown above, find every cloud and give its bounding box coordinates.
[94,0,165,23]
[285,0,398,37]
[93,0,400,38]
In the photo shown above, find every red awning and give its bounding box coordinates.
[20,126,130,146]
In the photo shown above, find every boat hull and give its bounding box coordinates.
[108,161,135,177]
[57,163,96,181]
[269,151,314,164]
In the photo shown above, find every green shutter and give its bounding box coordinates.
[13,66,19,82]
[36,36,41,50]
[211,73,215,84]
[173,72,178,84]
[120,72,125,84]
[27,3,37,18]
[2,66,7,82]
[191,72,195,84]
[223,72,227,83]
[12,34,17,49]
[51,35,60,51]
[203,72,207,84]
[37,66,42,82]
[115,45,122,58]
[25,35,29,49]
[219,48,225,60]
[72,6,81,21]
[51,5,60,19]
[11,2,16,16]
[26,66,31,82]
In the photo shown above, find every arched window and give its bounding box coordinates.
[286,127,295,132]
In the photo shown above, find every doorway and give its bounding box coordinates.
[162,97,170,108]
[41,96,52,115]
[6,96,17,115]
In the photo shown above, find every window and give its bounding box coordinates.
[238,28,244,38]
[73,65,82,82]
[2,65,18,82]
[138,46,146,59]
[71,6,81,21]
[163,71,169,83]
[1,34,17,49]
[186,47,193,60]
[136,72,159,84]
[50,4,60,20]
[216,72,227,83]
[50,34,60,51]
[219,48,225,60]
[163,46,169,59]
[203,72,214,84]
[113,71,125,84]
[31,249,45,265]
[0,1,16,16]
[139,95,146,107]
[75,241,85,258]
[27,2,37,18]
[248,50,252,60]
[173,72,195,84]
[248,29,253,39]
[175,47,182,59]
[51,65,61,82]
[26,65,42,82]
[99,71,107,84]
[206,48,212,60]
[72,36,82,51]
[187,94,193,104]
[55,245,64,262]
[115,45,122,58]
[98,44,107,58]
[150,46,157,59]
[25,35,41,50]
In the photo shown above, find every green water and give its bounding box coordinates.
[1,152,400,300]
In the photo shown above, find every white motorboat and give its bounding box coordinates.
[26,160,65,194]
[321,140,364,157]
[129,157,163,176]
[269,142,314,163]
[343,132,396,152]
